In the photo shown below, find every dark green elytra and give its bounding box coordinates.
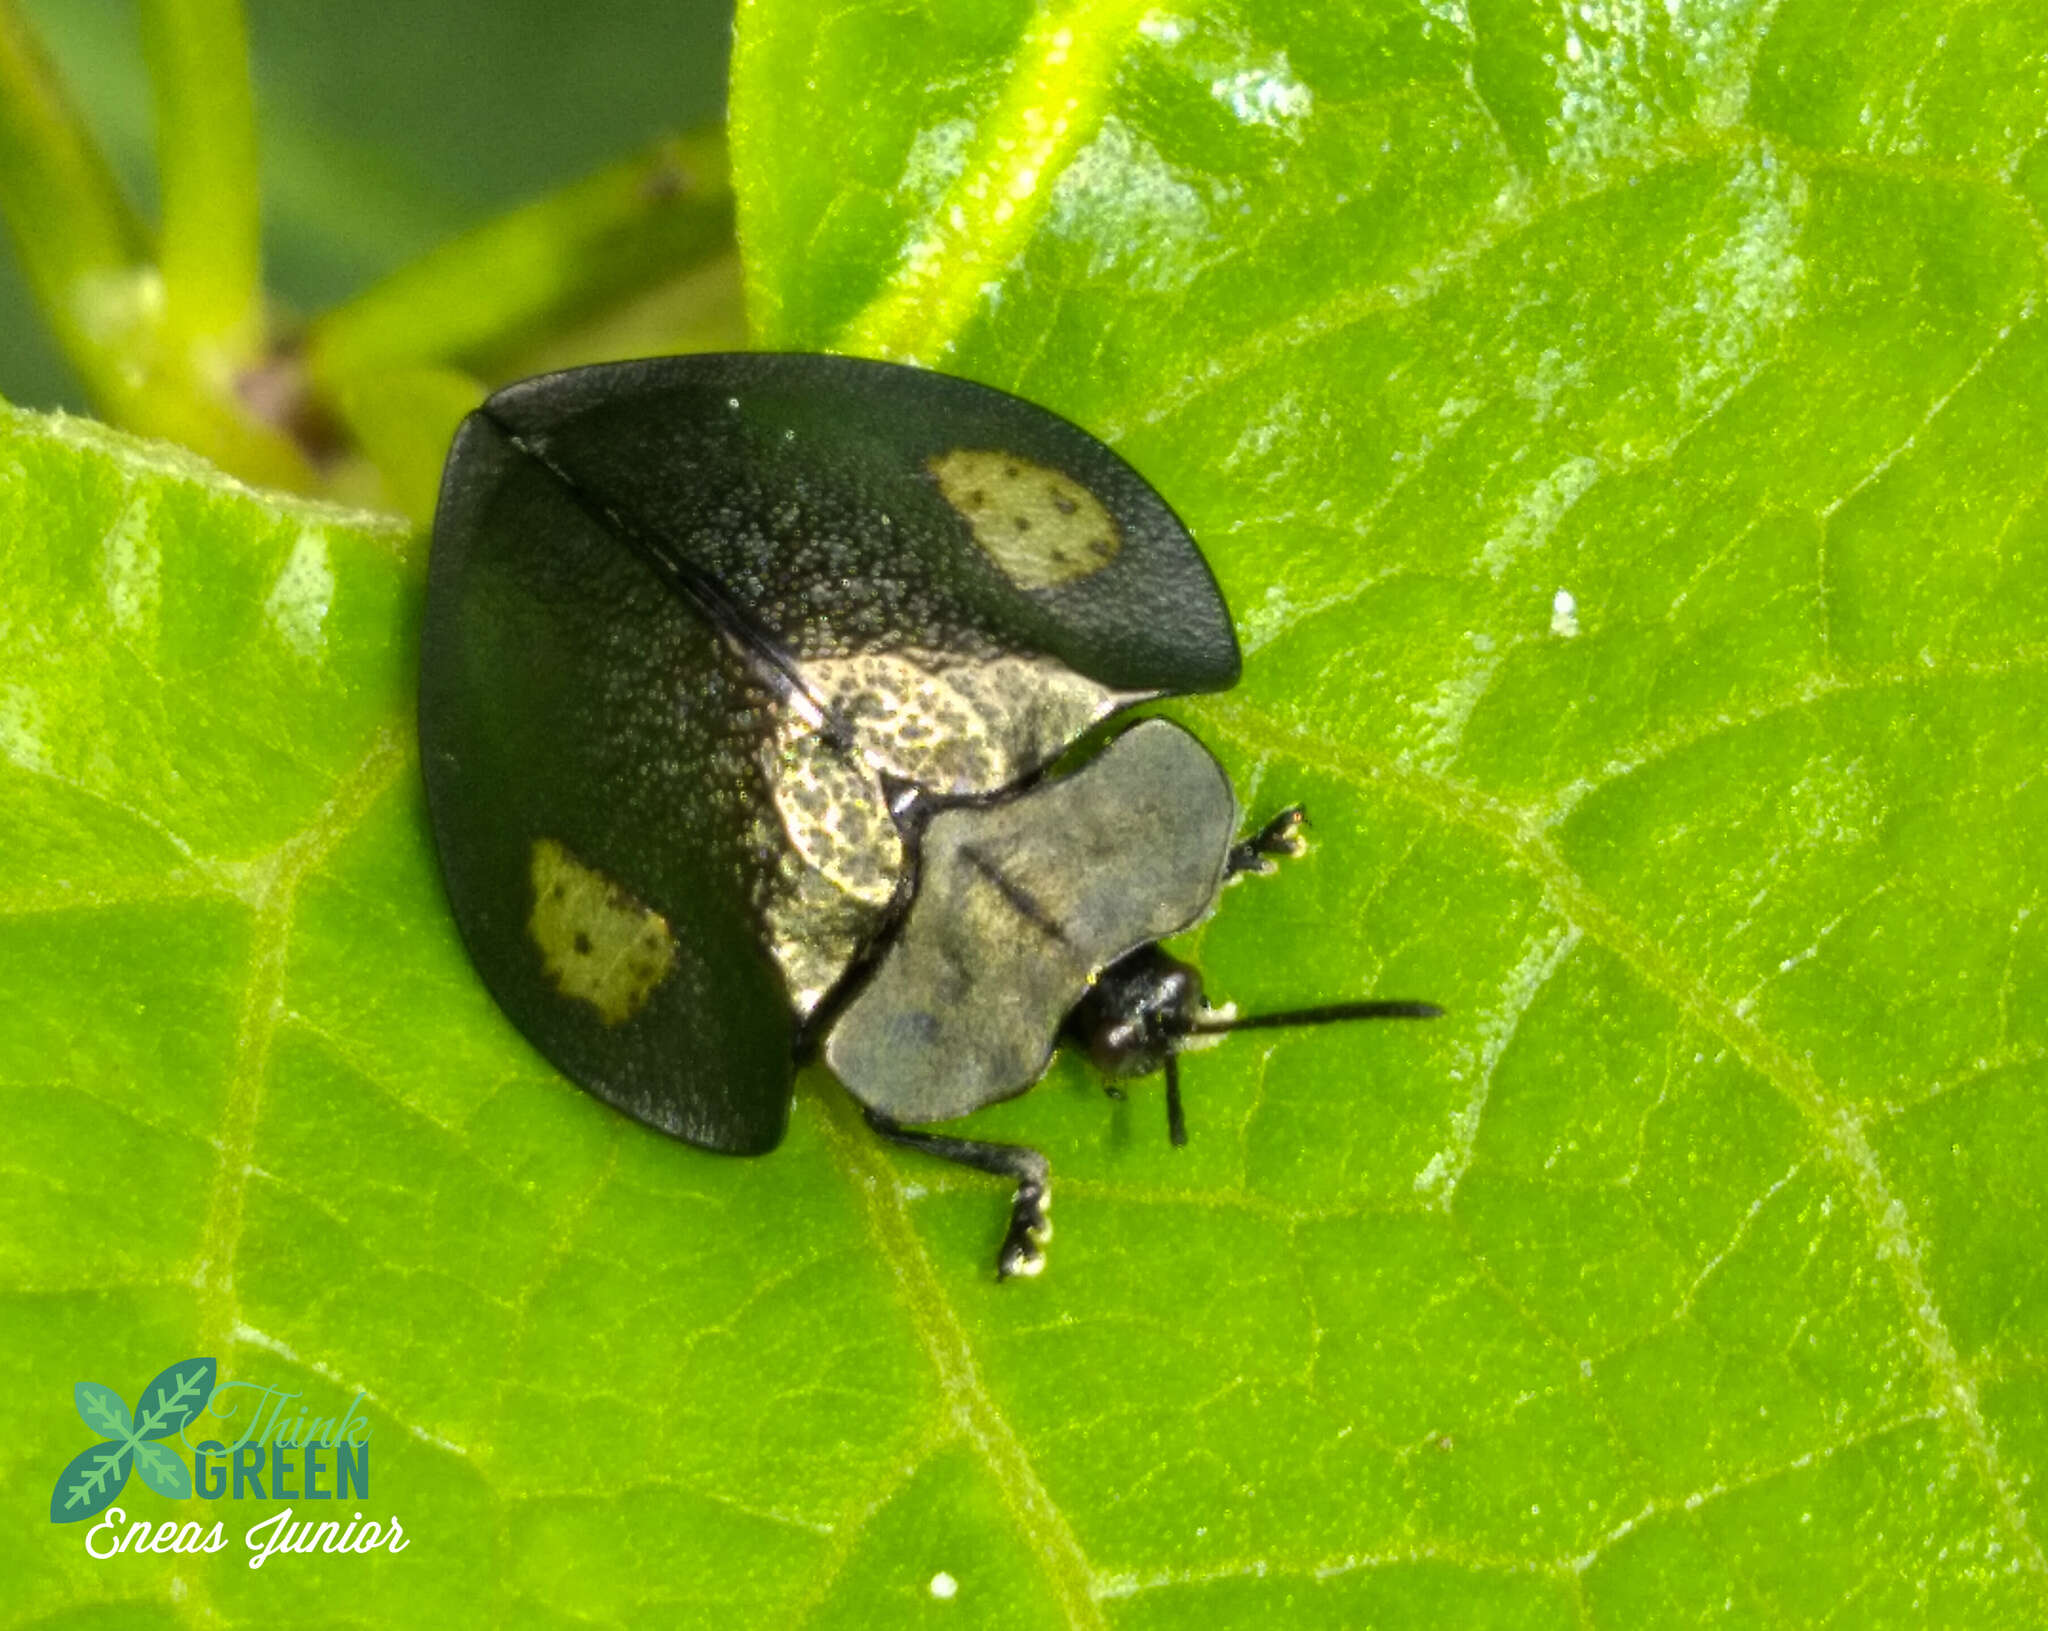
[421,353,1241,1155]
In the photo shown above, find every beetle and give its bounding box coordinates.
[421,353,1438,1278]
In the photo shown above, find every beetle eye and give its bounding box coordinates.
[1081,1013,1152,1078]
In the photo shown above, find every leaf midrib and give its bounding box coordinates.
[830,0,1155,365]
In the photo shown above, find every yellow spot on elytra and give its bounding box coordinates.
[928,449,1121,589]
[528,839,678,1025]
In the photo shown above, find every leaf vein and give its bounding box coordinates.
[192,731,408,1372]
[836,0,1154,364]
[1203,699,2048,1589]
[810,1087,1106,1628]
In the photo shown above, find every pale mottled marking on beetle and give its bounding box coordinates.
[754,648,1127,1015]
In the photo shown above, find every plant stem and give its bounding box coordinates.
[138,0,264,358]
[306,129,735,385]
[0,0,151,400]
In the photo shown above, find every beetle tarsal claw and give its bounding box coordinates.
[997,1180,1052,1280]
[1227,805,1309,879]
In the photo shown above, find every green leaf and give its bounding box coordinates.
[5,4,2048,1629]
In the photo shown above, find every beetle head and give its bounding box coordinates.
[1065,943,1444,1149]
[1069,944,1206,1082]
[1064,944,1204,1147]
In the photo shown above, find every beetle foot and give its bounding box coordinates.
[997,1179,1052,1280]
[1227,805,1307,877]
[858,1108,1053,1281]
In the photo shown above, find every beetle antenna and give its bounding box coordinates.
[1161,1003,1439,1145]
[1164,1051,1187,1148]
[1185,1000,1443,1034]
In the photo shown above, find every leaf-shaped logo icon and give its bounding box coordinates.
[133,1439,194,1500]
[74,1382,132,1441]
[133,1358,215,1440]
[49,1357,217,1524]
[49,1439,134,1524]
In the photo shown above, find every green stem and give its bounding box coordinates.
[0,0,306,488]
[0,0,151,399]
[138,0,264,357]
[306,129,735,384]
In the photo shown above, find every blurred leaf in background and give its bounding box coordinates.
[4,0,2048,1626]
[0,0,735,411]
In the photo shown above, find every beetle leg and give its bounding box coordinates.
[861,1108,1052,1280]
[1226,804,1307,878]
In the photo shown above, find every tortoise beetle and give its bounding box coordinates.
[421,353,1437,1278]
